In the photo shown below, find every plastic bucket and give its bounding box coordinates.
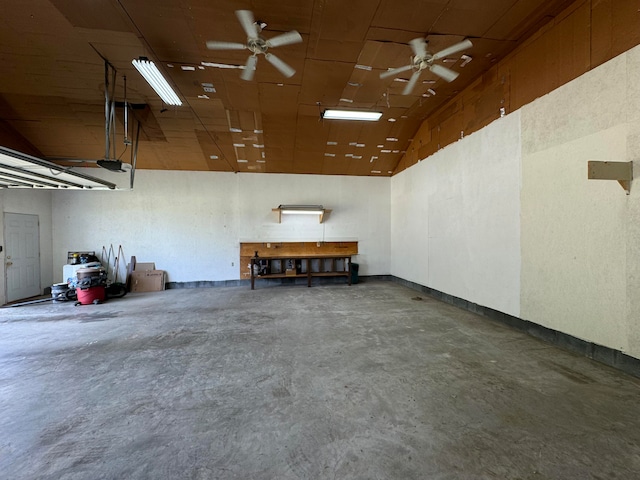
[51,283,69,303]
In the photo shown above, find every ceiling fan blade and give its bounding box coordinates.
[206,41,247,50]
[409,38,428,58]
[264,53,295,78]
[429,63,459,82]
[236,10,259,39]
[431,39,473,61]
[266,30,303,48]
[403,71,421,95]
[240,55,258,81]
[380,64,413,79]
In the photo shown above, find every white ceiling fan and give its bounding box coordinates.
[380,38,473,95]
[206,10,303,81]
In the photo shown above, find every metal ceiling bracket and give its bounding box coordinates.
[587,161,633,195]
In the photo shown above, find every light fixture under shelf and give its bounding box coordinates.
[273,204,331,223]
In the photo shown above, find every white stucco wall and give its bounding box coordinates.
[51,171,390,283]
[390,112,522,317]
[0,190,54,305]
[391,43,640,360]
[520,44,640,357]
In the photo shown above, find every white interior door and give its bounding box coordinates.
[4,213,41,302]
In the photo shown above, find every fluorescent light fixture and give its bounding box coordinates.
[132,57,182,106]
[0,146,116,190]
[278,205,325,215]
[322,110,382,121]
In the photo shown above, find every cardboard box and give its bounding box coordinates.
[131,270,165,292]
[285,268,297,276]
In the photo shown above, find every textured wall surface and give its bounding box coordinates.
[391,112,522,317]
[520,44,640,357]
[52,172,390,283]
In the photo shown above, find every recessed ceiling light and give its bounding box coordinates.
[352,155,362,159]
[460,54,472,67]
[324,153,336,157]
[326,141,338,145]
[393,78,409,83]
[323,110,382,121]
[354,64,372,71]
[381,149,391,153]
[254,129,263,134]
[230,128,242,133]
[345,153,353,157]
[392,150,399,153]
[197,94,209,99]
[256,159,266,163]
[203,86,216,93]
[427,88,436,95]
[202,82,214,87]
[348,142,357,146]
[356,143,365,147]
[237,159,248,163]
[209,155,219,159]
[347,82,362,87]
[181,65,196,71]
[371,170,381,174]
[386,137,398,141]
[422,79,436,84]
[253,144,264,148]
[233,143,245,147]
[388,118,396,122]
[339,98,354,103]
[377,145,384,148]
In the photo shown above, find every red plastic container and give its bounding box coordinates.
[76,285,106,305]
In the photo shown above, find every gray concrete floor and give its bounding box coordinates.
[1,280,639,479]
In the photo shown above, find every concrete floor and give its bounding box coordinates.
[1,280,639,479]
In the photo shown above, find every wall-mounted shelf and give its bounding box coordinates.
[272,205,331,223]
[588,161,633,194]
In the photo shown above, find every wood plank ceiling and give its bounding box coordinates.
[0,0,575,177]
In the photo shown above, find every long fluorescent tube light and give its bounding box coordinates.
[278,204,325,214]
[322,110,382,121]
[132,57,182,106]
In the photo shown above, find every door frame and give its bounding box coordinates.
[3,212,41,304]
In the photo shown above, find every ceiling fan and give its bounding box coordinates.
[206,10,303,81]
[380,38,473,95]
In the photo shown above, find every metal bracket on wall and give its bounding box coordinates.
[587,161,633,195]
